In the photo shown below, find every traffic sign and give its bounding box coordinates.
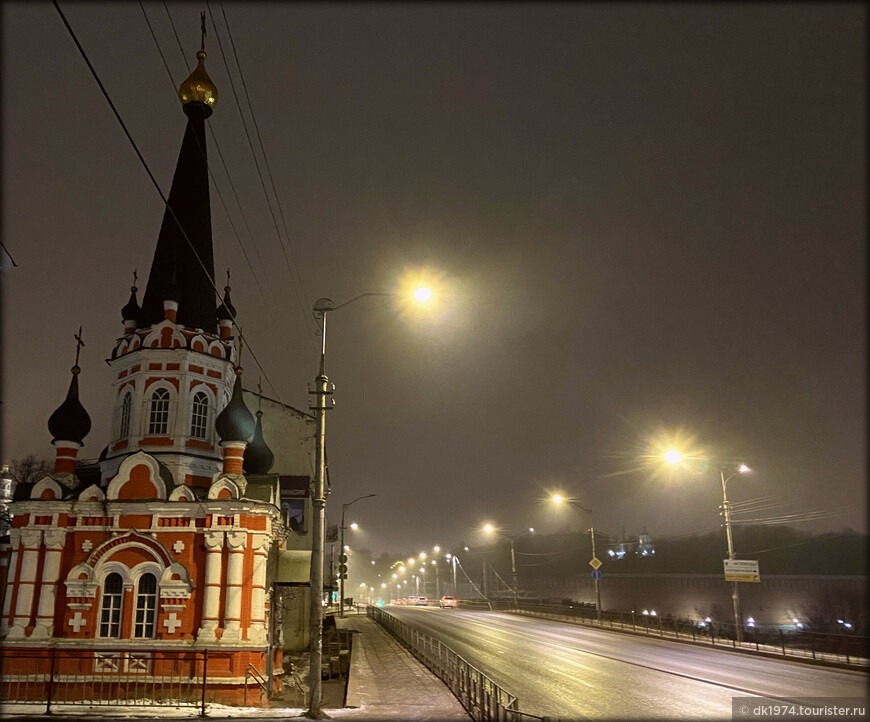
[589,557,602,570]
[339,554,348,564]
[723,559,760,583]
[338,564,348,574]
[591,570,602,580]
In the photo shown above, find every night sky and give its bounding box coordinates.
[2,3,865,556]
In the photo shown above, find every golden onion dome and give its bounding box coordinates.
[178,50,218,112]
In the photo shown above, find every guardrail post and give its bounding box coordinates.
[809,633,816,660]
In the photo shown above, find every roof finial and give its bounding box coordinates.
[226,267,231,291]
[73,326,85,369]
[200,11,207,52]
[257,378,263,412]
[132,269,138,289]
[237,331,244,368]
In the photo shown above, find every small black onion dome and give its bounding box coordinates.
[122,285,140,322]
[216,286,236,322]
[215,368,255,443]
[48,366,92,444]
[243,410,274,474]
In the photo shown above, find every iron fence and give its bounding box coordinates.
[0,647,210,715]
[368,605,538,722]
[495,602,869,667]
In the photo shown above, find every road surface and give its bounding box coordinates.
[386,606,868,719]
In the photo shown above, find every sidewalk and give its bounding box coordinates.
[0,613,471,721]
[331,613,471,720]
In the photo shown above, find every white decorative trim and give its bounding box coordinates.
[168,485,196,502]
[207,476,240,500]
[107,451,168,500]
[78,484,105,502]
[31,477,63,500]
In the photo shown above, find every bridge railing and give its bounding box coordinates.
[493,601,868,667]
[368,605,537,722]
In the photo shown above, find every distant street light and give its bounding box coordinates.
[551,496,601,623]
[339,494,376,618]
[307,288,432,717]
[665,450,751,642]
[483,524,535,604]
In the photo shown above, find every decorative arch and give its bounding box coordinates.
[168,485,196,502]
[189,334,207,353]
[78,484,105,502]
[31,476,62,500]
[107,452,168,500]
[208,476,240,500]
[142,320,186,350]
[187,383,216,440]
[87,529,173,570]
[207,340,225,358]
[159,561,194,599]
[64,562,97,598]
[117,339,129,356]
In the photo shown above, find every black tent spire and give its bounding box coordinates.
[140,39,218,333]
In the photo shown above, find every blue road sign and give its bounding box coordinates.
[591,569,603,580]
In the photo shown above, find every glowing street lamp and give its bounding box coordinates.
[307,287,432,716]
[339,494,376,619]
[483,524,535,604]
[551,495,601,622]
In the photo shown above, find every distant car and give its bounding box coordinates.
[394,598,406,605]
[407,596,417,604]
[439,596,458,608]
[415,596,429,606]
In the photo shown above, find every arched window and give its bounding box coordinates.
[148,389,170,435]
[134,573,157,638]
[99,572,123,638]
[118,392,132,440]
[190,391,209,439]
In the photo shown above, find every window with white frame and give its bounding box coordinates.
[99,572,123,638]
[118,391,132,440]
[133,573,157,638]
[190,391,209,439]
[148,388,170,435]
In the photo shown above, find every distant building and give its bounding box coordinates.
[607,526,655,559]
[0,45,313,704]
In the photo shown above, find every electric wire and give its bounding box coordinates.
[154,2,301,370]
[214,0,318,344]
[52,0,281,401]
[205,0,318,352]
[139,1,265,303]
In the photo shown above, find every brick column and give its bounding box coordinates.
[31,529,66,639]
[7,529,43,639]
[248,534,269,643]
[221,530,246,642]
[196,530,224,642]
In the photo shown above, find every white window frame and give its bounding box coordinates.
[189,391,210,439]
[148,388,171,435]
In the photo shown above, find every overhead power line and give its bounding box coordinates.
[145,1,300,371]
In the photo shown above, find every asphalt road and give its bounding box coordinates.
[386,606,868,720]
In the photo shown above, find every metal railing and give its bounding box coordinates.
[0,647,209,714]
[244,663,268,706]
[368,605,527,722]
[495,602,869,668]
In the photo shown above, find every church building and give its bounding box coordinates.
[0,41,312,705]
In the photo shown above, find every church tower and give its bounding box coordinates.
[101,46,237,490]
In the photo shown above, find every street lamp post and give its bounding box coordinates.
[665,452,750,644]
[339,494,376,618]
[720,464,749,643]
[485,526,534,605]
[552,497,601,623]
[306,287,433,716]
